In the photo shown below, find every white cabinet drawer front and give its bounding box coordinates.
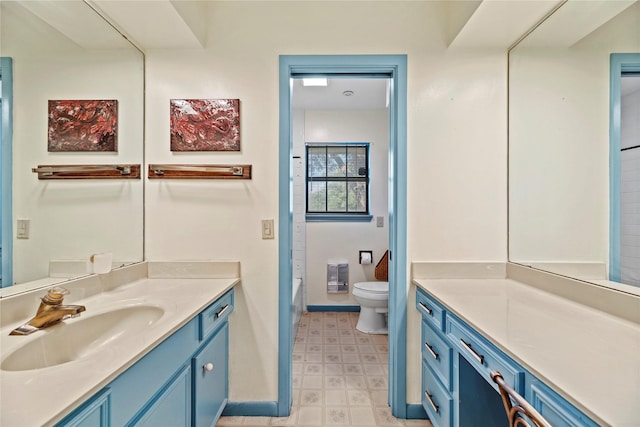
[421,320,453,391]
[416,289,445,332]
[446,315,523,395]
[421,360,453,427]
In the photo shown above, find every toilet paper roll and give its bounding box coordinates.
[360,252,372,264]
[90,253,112,274]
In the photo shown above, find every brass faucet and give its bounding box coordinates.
[9,287,86,336]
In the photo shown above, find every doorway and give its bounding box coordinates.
[278,55,408,417]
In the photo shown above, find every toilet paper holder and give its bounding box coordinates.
[359,250,373,265]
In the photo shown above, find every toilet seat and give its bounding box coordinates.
[353,281,388,294]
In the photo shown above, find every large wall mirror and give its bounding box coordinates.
[0,1,144,295]
[509,1,640,294]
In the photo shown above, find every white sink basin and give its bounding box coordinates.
[1,305,164,372]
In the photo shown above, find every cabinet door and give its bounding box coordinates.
[56,388,110,427]
[132,365,191,427]
[193,322,228,427]
[529,381,599,427]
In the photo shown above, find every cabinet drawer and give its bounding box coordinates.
[421,320,453,391]
[416,289,445,332]
[529,381,599,427]
[446,315,523,395]
[199,289,234,341]
[422,360,453,427]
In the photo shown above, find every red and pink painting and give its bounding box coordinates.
[48,100,118,152]
[170,99,240,151]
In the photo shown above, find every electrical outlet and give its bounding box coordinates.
[262,219,274,239]
[376,216,384,228]
[17,219,30,239]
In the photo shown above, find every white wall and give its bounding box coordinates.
[303,110,389,306]
[144,1,507,405]
[509,2,640,274]
[2,3,144,284]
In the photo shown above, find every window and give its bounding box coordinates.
[306,143,371,221]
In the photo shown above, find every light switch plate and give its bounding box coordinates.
[17,219,30,239]
[376,216,384,228]
[262,219,274,239]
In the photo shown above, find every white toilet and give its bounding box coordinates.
[352,281,389,334]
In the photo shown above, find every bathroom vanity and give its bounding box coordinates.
[0,262,239,427]
[414,265,640,427]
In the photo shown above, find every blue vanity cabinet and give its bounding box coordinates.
[417,292,455,427]
[56,288,234,427]
[416,290,446,332]
[446,315,524,396]
[421,360,454,427]
[59,389,111,427]
[132,365,192,427]
[415,286,599,427]
[193,322,228,427]
[527,378,600,427]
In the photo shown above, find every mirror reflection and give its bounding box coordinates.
[0,1,144,293]
[509,1,640,292]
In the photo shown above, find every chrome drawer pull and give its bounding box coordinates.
[424,342,439,360]
[460,339,484,365]
[418,301,432,315]
[215,304,230,318]
[424,391,439,414]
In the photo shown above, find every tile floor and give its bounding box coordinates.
[217,311,432,427]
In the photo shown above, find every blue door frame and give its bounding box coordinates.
[1,57,13,288]
[278,55,409,417]
[609,53,640,282]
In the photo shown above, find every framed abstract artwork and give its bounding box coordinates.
[170,99,240,151]
[48,100,118,152]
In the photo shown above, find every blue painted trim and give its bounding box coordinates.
[222,401,278,417]
[388,55,408,419]
[0,57,13,288]
[306,214,373,222]
[609,54,640,282]
[306,305,360,312]
[279,54,408,418]
[278,55,295,418]
[406,404,427,419]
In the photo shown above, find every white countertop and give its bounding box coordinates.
[413,278,640,427]
[0,276,238,427]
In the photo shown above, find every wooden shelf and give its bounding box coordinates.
[32,164,141,180]
[147,164,252,180]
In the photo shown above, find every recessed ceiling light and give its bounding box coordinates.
[343,90,354,96]
[302,78,328,87]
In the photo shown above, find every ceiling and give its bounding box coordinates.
[292,78,389,111]
[515,0,637,48]
[16,1,636,52]
[12,0,637,108]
